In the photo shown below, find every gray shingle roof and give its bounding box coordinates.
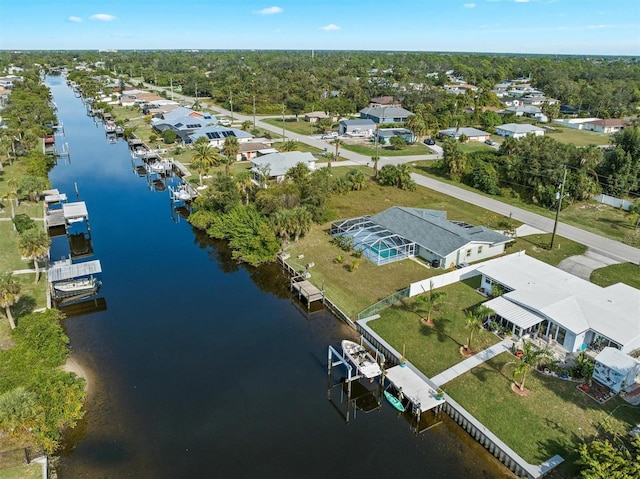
[370,207,511,257]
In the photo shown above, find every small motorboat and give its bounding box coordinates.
[341,339,382,379]
[174,186,192,201]
[384,389,406,412]
[53,277,101,298]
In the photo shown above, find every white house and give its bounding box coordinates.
[552,118,600,130]
[593,348,640,393]
[495,123,545,139]
[338,119,376,137]
[438,127,491,142]
[250,151,316,184]
[478,254,640,355]
[583,119,626,134]
[188,126,253,148]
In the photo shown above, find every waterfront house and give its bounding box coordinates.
[330,207,511,267]
[188,126,252,148]
[477,254,640,355]
[250,151,316,185]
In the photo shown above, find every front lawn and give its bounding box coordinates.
[341,142,432,157]
[262,118,319,136]
[444,353,639,476]
[591,262,640,289]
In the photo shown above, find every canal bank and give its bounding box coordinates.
[46,76,512,479]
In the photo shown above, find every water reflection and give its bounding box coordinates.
[46,75,512,479]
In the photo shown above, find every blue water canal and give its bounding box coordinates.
[46,76,509,478]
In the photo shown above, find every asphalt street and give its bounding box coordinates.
[144,86,640,264]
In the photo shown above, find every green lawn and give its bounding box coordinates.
[341,141,433,157]
[0,463,42,479]
[544,125,610,147]
[444,353,639,476]
[368,277,501,376]
[591,262,640,289]
[262,117,319,136]
[507,234,587,266]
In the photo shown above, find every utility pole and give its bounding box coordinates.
[229,90,234,121]
[550,165,567,250]
[170,77,174,101]
[282,103,286,140]
[253,94,256,129]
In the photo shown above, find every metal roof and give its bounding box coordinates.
[484,296,544,330]
[62,201,88,219]
[48,260,102,282]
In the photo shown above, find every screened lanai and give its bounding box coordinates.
[330,216,416,265]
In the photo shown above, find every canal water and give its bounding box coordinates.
[46,76,510,478]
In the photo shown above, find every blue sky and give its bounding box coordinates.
[1,0,638,55]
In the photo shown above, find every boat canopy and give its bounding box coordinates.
[48,260,102,283]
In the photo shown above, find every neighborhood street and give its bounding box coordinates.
[145,87,640,264]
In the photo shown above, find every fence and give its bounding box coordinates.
[356,287,410,320]
[593,193,633,211]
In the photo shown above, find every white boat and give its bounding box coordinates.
[174,186,192,201]
[341,339,382,379]
[105,120,117,133]
[53,277,101,298]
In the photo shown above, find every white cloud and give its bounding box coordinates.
[321,24,340,31]
[464,3,476,8]
[514,0,531,3]
[254,6,283,15]
[89,13,116,21]
[68,16,82,23]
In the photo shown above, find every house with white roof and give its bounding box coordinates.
[250,151,316,185]
[330,207,512,267]
[338,119,376,137]
[438,127,491,143]
[477,253,640,355]
[495,123,545,139]
[359,105,413,124]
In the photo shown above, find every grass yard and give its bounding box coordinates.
[341,141,433,157]
[506,234,587,266]
[444,353,640,476]
[0,222,34,272]
[262,117,319,136]
[0,463,42,479]
[368,277,501,376]
[591,262,640,289]
[286,225,430,316]
[544,125,610,147]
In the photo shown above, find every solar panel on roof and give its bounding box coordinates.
[175,122,183,128]
[186,124,201,128]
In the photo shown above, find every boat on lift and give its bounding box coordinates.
[53,277,101,298]
[341,339,382,379]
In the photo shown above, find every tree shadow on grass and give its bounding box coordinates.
[419,316,451,344]
[13,295,36,319]
[533,435,582,477]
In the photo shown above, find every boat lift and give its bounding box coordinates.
[326,341,384,423]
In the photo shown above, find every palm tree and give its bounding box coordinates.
[416,280,446,326]
[235,170,254,206]
[290,206,313,242]
[18,228,50,283]
[191,143,216,186]
[0,387,38,439]
[324,152,336,170]
[272,209,293,250]
[465,305,494,353]
[241,120,253,132]
[512,340,553,392]
[279,140,299,152]
[371,154,380,178]
[329,138,344,168]
[223,135,240,163]
[0,271,21,329]
[405,114,427,143]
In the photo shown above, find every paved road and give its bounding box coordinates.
[142,85,640,264]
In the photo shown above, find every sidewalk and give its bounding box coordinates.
[431,338,514,387]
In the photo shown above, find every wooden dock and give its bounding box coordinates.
[385,365,445,413]
[291,277,325,307]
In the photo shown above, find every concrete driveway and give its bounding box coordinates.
[557,250,620,280]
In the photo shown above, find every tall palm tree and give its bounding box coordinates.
[404,114,427,143]
[290,206,313,242]
[329,138,344,169]
[324,152,336,170]
[223,135,240,163]
[18,228,50,283]
[235,170,254,206]
[0,271,21,329]
[512,340,553,392]
[465,304,494,353]
[191,143,216,185]
[371,154,380,178]
[272,209,293,250]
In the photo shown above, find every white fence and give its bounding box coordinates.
[409,251,527,297]
[593,194,633,211]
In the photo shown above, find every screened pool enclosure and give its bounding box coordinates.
[330,217,416,265]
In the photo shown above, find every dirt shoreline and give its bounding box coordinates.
[62,355,91,394]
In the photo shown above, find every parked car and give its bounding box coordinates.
[423,138,435,145]
[485,139,496,146]
[321,132,338,139]
[218,118,231,126]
